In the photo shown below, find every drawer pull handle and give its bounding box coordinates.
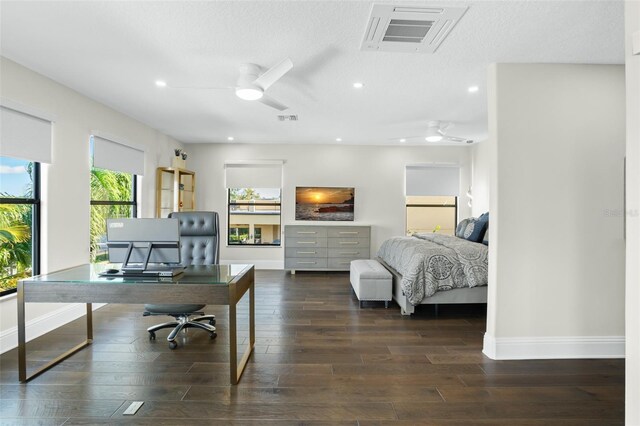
[340,251,359,255]
[298,241,317,244]
[339,242,358,245]
[298,261,317,264]
[297,251,317,254]
[339,231,358,234]
[297,231,317,234]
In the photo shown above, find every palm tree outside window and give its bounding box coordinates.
[0,157,40,296]
[90,168,137,262]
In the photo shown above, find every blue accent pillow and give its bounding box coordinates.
[482,222,489,245]
[464,213,489,243]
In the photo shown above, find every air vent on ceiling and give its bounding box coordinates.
[277,115,298,121]
[361,4,468,53]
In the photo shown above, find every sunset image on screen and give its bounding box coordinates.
[295,187,355,221]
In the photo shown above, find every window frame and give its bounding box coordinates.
[227,189,281,247]
[405,196,458,235]
[0,162,40,297]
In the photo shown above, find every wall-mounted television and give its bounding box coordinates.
[295,187,355,221]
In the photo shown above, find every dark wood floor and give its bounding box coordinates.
[0,270,624,425]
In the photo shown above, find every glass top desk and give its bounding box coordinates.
[17,263,255,385]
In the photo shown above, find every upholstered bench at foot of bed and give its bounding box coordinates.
[350,259,392,308]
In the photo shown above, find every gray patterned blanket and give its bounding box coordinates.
[377,233,488,305]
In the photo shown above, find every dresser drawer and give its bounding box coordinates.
[286,237,328,248]
[327,258,355,270]
[285,247,328,258]
[327,248,369,258]
[285,226,328,237]
[327,237,369,248]
[285,258,328,269]
[327,226,370,238]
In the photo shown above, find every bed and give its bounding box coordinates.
[377,233,488,315]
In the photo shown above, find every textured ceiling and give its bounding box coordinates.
[0,1,625,145]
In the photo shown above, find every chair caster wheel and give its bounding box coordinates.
[169,341,178,349]
[149,331,156,340]
[209,319,216,326]
[209,332,217,339]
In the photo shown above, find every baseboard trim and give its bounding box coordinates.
[220,259,284,270]
[483,332,625,360]
[0,303,106,354]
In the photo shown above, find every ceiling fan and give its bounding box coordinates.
[163,58,293,111]
[397,121,473,144]
[234,58,293,111]
[424,121,473,143]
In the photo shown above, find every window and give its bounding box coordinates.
[90,167,137,262]
[0,157,40,296]
[406,196,457,236]
[89,135,143,262]
[228,188,281,246]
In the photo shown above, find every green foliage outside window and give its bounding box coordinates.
[0,160,36,293]
[0,204,33,292]
[90,168,135,262]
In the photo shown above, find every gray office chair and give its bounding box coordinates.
[144,211,220,349]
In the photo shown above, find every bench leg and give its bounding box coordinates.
[385,301,389,308]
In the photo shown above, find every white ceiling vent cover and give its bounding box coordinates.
[361,4,468,53]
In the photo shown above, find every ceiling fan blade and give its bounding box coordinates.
[253,58,293,90]
[258,95,289,111]
[444,135,471,143]
[167,84,234,90]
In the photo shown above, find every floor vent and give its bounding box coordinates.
[361,5,468,53]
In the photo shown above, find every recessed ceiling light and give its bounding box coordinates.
[400,138,406,143]
[353,82,364,89]
[227,136,234,141]
[336,137,342,142]
[468,85,479,93]
[155,80,167,88]
[426,135,443,142]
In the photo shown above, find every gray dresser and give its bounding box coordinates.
[284,225,371,273]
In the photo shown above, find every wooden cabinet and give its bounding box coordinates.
[155,167,196,218]
[284,225,370,273]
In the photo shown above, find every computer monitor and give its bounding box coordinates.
[106,218,181,273]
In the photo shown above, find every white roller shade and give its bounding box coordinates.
[0,106,52,164]
[92,135,144,176]
[225,160,283,188]
[405,164,460,196]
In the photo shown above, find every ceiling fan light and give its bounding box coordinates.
[425,135,443,142]
[235,87,263,101]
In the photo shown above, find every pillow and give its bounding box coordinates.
[455,218,471,238]
[464,213,489,243]
[482,222,489,245]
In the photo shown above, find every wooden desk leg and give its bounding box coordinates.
[228,273,255,385]
[17,292,94,383]
[250,279,255,352]
[228,302,238,385]
[86,303,93,341]
[17,282,26,383]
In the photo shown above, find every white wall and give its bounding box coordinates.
[185,143,472,268]
[484,63,626,359]
[625,1,640,423]
[471,141,491,216]
[0,57,182,352]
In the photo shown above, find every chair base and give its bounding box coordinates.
[146,313,216,349]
